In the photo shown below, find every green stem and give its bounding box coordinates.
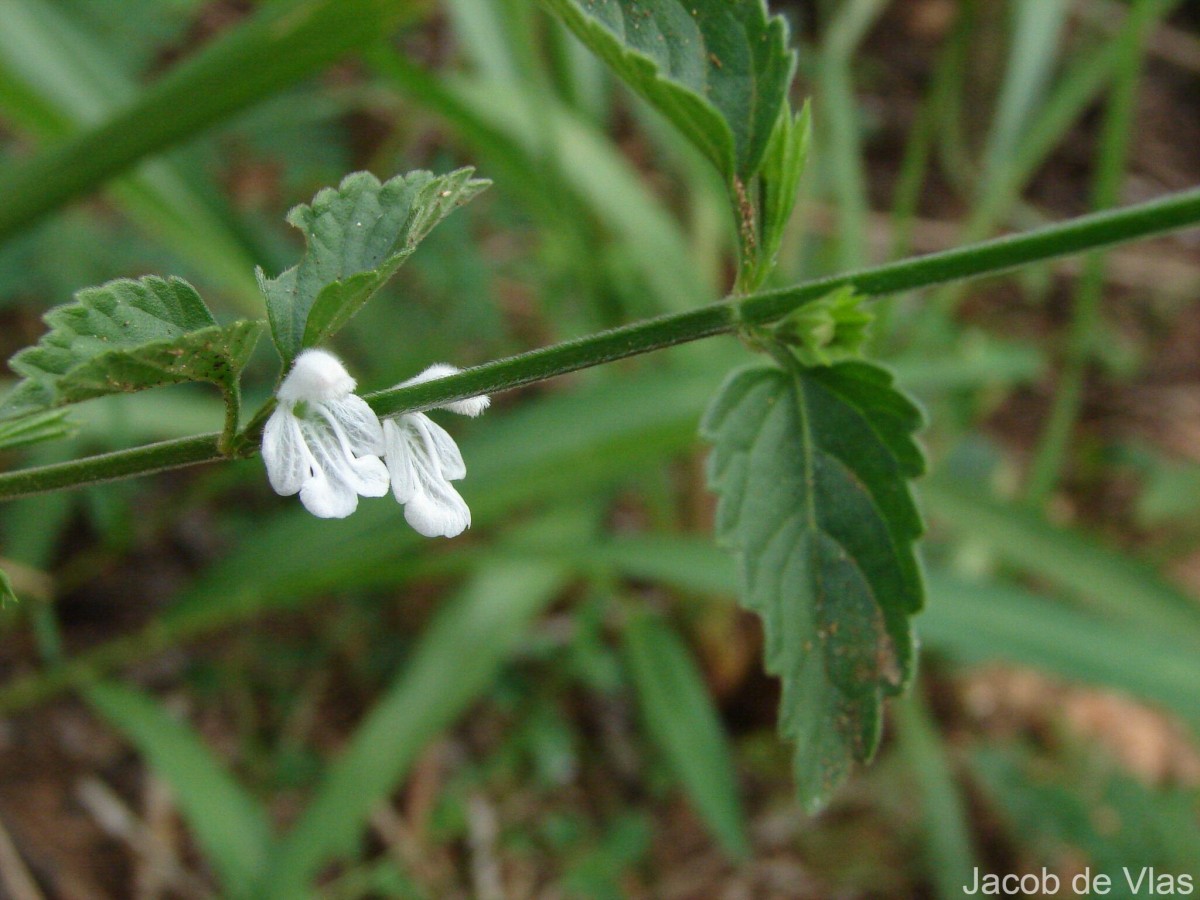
[2,185,1200,501]
[0,434,222,499]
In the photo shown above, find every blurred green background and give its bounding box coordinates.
[1,0,1199,896]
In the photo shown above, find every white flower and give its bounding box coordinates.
[262,349,389,519]
[383,363,489,538]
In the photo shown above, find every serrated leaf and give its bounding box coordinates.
[0,276,263,419]
[540,0,795,183]
[0,408,75,451]
[701,360,925,810]
[258,168,490,363]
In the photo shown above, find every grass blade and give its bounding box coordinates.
[85,681,273,897]
[622,611,749,858]
[894,689,977,900]
[0,0,408,242]
[923,478,1200,642]
[921,572,1200,731]
[262,561,568,897]
[981,0,1072,183]
[0,0,264,311]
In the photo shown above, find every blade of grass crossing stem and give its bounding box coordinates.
[477,75,708,309]
[372,50,708,314]
[894,688,977,900]
[817,0,889,270]
[876,8,972,342]
[974,0,1187,233]
[916,0,1181,341]
[923,478,1200,641]
[262,562,568,898]
[85,682,273,897]
[443,0,561,194]
[445,0,541,87]
[0,0,411,242]
[622,612,749,859]
[981,0,1072,185]
[414,67,712,312]
[0,0,263,311]
[366,50,593,273]
[929,0,975,197]
[1025,0,1157,504]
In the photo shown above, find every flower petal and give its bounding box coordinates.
[382,415,473,537]
[299,468,359,518]
[322,395,384,455]
[383,417,419,503]
[317,428,386,502]
[262,405,308,496]
[348,454,390,498]
[412,414,466,481]
[403,483,471,538]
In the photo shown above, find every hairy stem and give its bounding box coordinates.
[2,184,1200,502]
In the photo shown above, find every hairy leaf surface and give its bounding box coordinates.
[540,0,795,182]
[258,168,490,363]
[701,360,925,809]
[0,276,262,418]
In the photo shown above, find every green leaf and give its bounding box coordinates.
[85,682,273,898]
[622,612,749,858]
[701,360,925,810]
[0,276,263,419]
[0,408,75,451]
[0,567,16,607]
[258,168,490,363]
[539,0,795,183]
[751,101,811,287]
